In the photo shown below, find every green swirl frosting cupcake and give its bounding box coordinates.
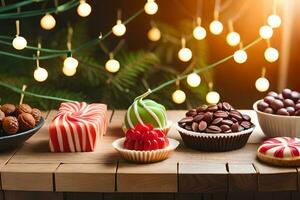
[124,97,168,129]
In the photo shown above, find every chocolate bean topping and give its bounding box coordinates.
[286,107,295,115]
[257,101,269,111]
[263,107,274,114]
[229,112,243,121]
[296,103,300,111]
[214,110,228,118]
[276,108,289,116]
[264,96,275,104]
[217,102,223,110]
[241,121,252,129]
[207,105,218,112]
[283,99,295,107]
[222,119,233,126]
[282,88,292,99]
[220,124,231,132]
[192,122,199,132]
[178,117,193,124]
[196,105,208,112]
[222,102,232,111]
[193,114,205,122]
[212,118,223,125]
[204,112,213,123]
[198,121,207,132]
[268,91,278,98]
[207,125,222,133]
[185,125,192,131]
[270,99,284,110]
[186,109,197,117]
[231,123,240,132]
[242,114,251,121]
[291,91,300,102]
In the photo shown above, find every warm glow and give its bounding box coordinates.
[193,26,206,40]
[40,14,56,30]
[233,49,247,64]
[267,14,281,28]
[34,67,48,82]
[147,27,161,41]
[64,57,79,72]
[259,25,273,39]
[12,36,27,50]
[226,31,240,46]
[77,0,92,17]
[209,20,223,35]
[172,89,186,104]
[105,59,120,73]
[144,0,158,15]
[178,47,192,62]
[206,91,220,104]
[112,20,126,36]
[63,65,77,76]
[264,47,279,62]
[187,73,201,87]
[255,77,270,92]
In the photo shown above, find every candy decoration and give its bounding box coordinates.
[49,102,108,152]
[124,91,168,130]
[257,137,300,166]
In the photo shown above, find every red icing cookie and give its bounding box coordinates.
[257,137,300,167]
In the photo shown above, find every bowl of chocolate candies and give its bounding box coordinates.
[0,103,44,151]
[176,102,255,152]
[253,88,300,137]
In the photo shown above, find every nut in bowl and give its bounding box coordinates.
[113,123,179,163]
[176,102,255,152]
[253,89,300,138]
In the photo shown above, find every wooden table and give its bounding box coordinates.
[0,110,299,200]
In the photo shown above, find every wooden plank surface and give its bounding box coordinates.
[178,163,228,192]
[117,162,177,192]
[55,163,116,192]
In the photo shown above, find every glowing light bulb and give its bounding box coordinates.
[209,20,223,35]
[259,25,273,39]
[193,26,206,40]
[40,14,56,30]
[147,27,161,41]
[105,58,120,73]
[62,65,77,76]
[264,47,279,62]
[178,47,192,62]
[172,89,186,104]
[77,0,91,17]
[64,57,79,70]
[206,91,220,104]
[144,0,158,15]
[187,73,201,87]
[267,14,281,28]
[112,20,126,36]
[233,49,247,64]
[34,67,48,82]
[255,77,270,92]
[12,36,27,50]
[226,31,240,46]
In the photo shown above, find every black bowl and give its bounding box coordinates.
[0,117,45,151]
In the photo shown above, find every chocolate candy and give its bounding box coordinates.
[1,104,16,116]
[258,88,300,116]
[178,102,253,134]
[2,116,19,134]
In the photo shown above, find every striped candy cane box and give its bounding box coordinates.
[49,102,109,152]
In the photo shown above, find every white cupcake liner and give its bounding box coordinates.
[176,124,254,152]
[112,137,179,163]
[253,100,300,138]
[122,120,173,136]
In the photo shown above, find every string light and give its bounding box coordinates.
[33,43,48,82]
[226,20,240,46]
[77,0,91,17]
[267,14,281,28]
[178,38,192,62]
[40,13,56,30]
[264,47,279,62]
[206,82,220,104]
[147,26,161,41]
[233,44,247,64]
[209,20,223,35]
[187,73,201,87]
[259,25,273,39]
[105,53,120,73]
[255,67,269,92]
[63,65,77,76]
[112,20,126,37]
[144,0,158,15]
[193,17,206,40]
[63,56,78,76]
[172,89,186,104]
[12,20,27,50]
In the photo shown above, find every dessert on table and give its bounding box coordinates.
[257,137,300,167]
[254,88,300,137]
[113,123,179,163]
[49,102,108,152]
[123,91,172,135]
[176,102,255,152]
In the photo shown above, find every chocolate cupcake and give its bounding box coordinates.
[176,102,255,152]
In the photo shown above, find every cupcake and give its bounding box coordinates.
[113,123,179,163]
[123,91,172,135]
[176,102,255,152]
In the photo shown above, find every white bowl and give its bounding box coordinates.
[253,100,300,137]
[112,137,179,163]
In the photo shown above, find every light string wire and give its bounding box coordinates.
[0,8,144,60]
[0,0,49,13]
[0,37,262,102]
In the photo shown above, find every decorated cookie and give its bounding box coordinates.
[257,137,300,167]
[124,90,171,134]
[49,102,108,152]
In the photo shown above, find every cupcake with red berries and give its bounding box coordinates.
[113,123,179,163]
